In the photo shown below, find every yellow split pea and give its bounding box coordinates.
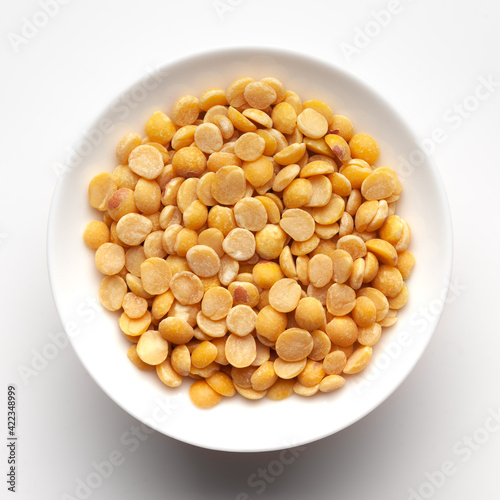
[85,75,414,410]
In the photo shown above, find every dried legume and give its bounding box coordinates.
[85,76,414,409]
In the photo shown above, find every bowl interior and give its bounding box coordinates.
[48,48,452,452]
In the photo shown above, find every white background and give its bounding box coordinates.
[2,0,500,499]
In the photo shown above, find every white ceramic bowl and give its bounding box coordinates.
[48,47,452,452]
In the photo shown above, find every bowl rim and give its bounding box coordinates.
[47,46,453,452]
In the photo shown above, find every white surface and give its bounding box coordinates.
[47,47,452,453]
[1,0,499,497]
